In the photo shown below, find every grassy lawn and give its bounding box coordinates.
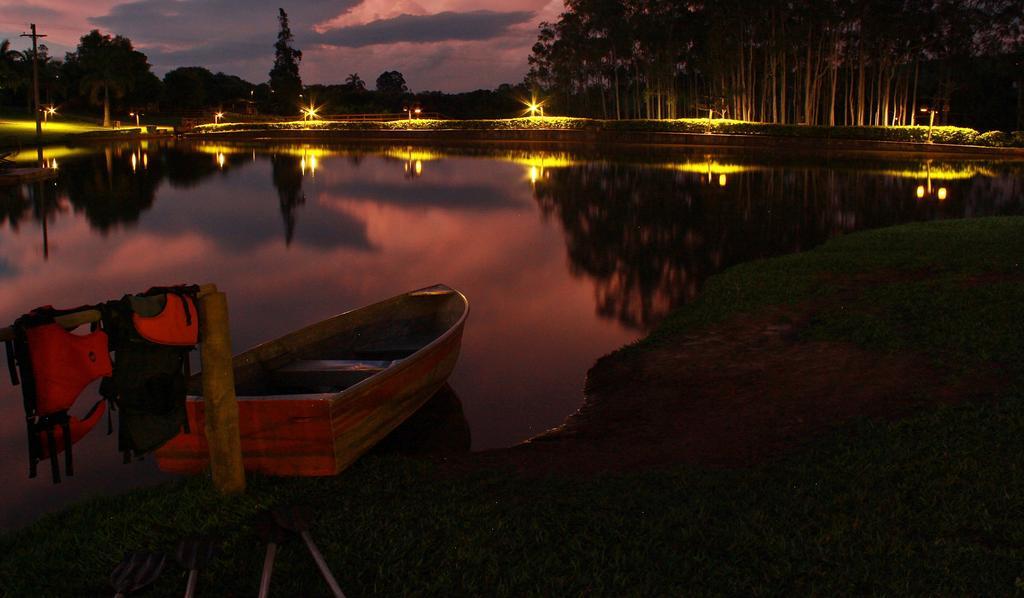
[0,117,110,147]
[0,116,172,150]
[1,217,1022,595]
[644,216,1024,389]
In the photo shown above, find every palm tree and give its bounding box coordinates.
[0,40,27,109]
[80,68,129,127]
[75,31,136,127]
[0,39,20,88]
[345,73,366,91]
[14,47,54,112]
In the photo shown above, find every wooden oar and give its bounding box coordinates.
[173,535,219,598]
[272,506,346,598]
[110,551,165,598]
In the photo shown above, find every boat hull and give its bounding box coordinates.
[155,287,466,476]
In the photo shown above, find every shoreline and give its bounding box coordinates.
[479,217,1023,472]
[185,127,1024,159]
[6,124,1024,160]
[2,216,1022,594]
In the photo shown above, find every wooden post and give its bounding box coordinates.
[0,283,245,495]
[197,286,246,494]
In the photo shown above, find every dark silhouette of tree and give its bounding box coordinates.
[532,156,1024,329]
[162,67,255,110]
[269,8,303,114]
[0,185,31,231]
[163,67,213,109]
[345,73,366,91]
[375,71,408,95]
[269,154,305,245]
[0,39,19,94]
[164,146,224,188]
[68,31,153,127]
[62,147,164,232]
[527,0,1024,129]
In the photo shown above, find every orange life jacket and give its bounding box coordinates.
[37,400,107,458]
[24,323,113,415]
[100,284,200,460]
[5,306,113,483]
[131,293,199,346]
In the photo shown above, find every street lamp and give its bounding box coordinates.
[214,112,224,124]
[919,106,937,143]
[42,105,56,124]
[301,104,319,121]
[523,96,546,118]
[129,111,141,127]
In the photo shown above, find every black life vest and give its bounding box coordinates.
[4,306,113,483]
[101,285,200,460]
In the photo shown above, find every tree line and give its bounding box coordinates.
[0,9,527,124]
[527,0,1024,130]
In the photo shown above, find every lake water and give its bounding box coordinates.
[1,140,1022,528]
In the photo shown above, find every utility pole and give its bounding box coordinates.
[20,24,46,166]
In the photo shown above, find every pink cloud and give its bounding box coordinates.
[0,0,562,91]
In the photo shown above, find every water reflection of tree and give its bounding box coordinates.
[0,185,32,231]
[534,164,1024,330]
[61,148,165,233]
[270,154,305,246]
[164,148,223,188]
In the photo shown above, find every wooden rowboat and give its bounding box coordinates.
[155,284,468,476]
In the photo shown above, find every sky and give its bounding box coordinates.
[0,0,564,92]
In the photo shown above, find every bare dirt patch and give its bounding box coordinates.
[441,298,1003,477]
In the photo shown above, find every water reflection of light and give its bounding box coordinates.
[9,146,91,163]
[529,166,539,185]
[402,158,424,178]
[217,152,226,169]
[915,183,950,201]
[143,153,148,169]
[50,158,58,170]
[299,151,320,177]
[874,165,995,180]
[384,147,445,162]
[130,152,137,172]
[669,160,753,177]
[718,174,727,187]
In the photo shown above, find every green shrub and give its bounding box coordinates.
[976,130,1010,147]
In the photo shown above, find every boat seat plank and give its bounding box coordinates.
[277,359,395,373]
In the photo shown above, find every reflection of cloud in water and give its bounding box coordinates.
[310,155,528,211]
[6,141,1024,529]
[137,163,375,252]
[325,180,524,211]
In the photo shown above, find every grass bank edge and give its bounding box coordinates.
[632,217,1024,386]
[193,116,1024,148]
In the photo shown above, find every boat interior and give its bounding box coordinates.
[213,287,466,398]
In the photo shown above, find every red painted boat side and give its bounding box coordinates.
[155,287,467,476]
